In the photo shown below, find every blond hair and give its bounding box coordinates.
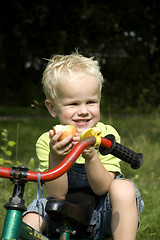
[42,52,104,102]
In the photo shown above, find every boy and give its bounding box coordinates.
[23,52,144,239]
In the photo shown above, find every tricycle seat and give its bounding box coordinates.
[45,190,97,226]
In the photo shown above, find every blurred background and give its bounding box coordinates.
[0,1,160,239]
[1,0,160,115]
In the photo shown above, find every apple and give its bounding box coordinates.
[53,124,78,141]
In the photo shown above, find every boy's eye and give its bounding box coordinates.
[87,101,96,104]
[69,103,78,106]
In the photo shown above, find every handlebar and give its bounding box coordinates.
[99,135,144,169]
[0,135,144,182]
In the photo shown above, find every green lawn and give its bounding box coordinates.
[0,114,160,239]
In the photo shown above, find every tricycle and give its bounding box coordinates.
[0,134,144,239]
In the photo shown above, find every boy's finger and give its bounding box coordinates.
[49,130,63,143]
[59,135,73,146]
[49,130,54,138]
[72,141,79,146]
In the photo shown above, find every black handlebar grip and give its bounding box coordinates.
[99,135,144,169]
[111,142,144,169]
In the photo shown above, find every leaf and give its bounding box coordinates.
[15,160,23,166]
[0,158,4,165]
[4,160,12,164]
[8,141,16,147]
[1,130,7,137]
[0,146,6,151]
[5,150,12,156]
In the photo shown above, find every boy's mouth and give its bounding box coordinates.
[73,119,90,126]
[75,120,90,123]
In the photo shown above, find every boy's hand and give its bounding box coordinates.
[82,146,97,161]
[73,132,97,161]
[49,129,97,162]
[72,132,81,146]
[49,130,74,159]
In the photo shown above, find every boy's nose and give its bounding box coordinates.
[77,104,88,115]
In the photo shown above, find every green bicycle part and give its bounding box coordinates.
[19,221,99,240]
[59,225,73,240]
[1,209,23,240]
[19,222,49,240]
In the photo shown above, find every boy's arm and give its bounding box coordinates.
[45,151,68,200]
[84,147,115,196]
[45,130,73,199]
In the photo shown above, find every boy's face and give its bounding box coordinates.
[49,73,100,133]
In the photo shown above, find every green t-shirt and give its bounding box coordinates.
[36,122,122,174]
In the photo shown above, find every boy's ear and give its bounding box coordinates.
[45,100,57,118]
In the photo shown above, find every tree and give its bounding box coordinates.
[0,0,160,111]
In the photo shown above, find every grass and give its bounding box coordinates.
[0,113,160,239]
